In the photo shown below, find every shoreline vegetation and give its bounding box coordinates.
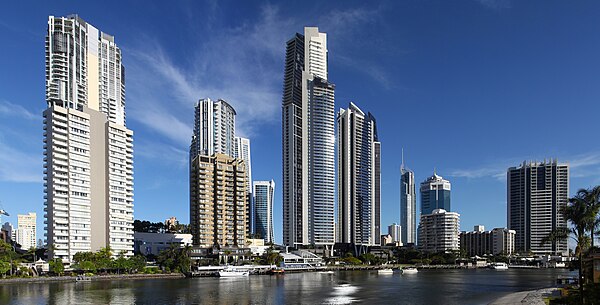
[0,272,185,285]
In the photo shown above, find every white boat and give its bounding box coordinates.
[218,266,249,277]
[401,267,418,274]
[490,262,509,270]
[319,271,335,274]
[378,268,394,274]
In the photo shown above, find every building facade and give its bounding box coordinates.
[400,157,416,245]
[233,137,253,233]
[189,154,248,248]
[17,213,37,250]
[460,226,516,257]
[44,15,134,262]
[418,209,460,253]
[420,173,451,215]
[337,102,381,248]
[133,232,193,256]
[507,160,568,255]
[388,223,401,243]
[190,98,236,159]
[282,27,335,247]
[2,222,14,243]
[253,180,275,244]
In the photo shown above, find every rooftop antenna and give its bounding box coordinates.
[401,148,405,171]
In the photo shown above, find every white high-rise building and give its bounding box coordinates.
[337,102,381,249]
[253,180,275,244]
[190,98,236,159]
[17,213,37,250]
[44,15,134,262]
[282,27,335,247]
[418,209,460,253]
[400,152,416,245]
[233,137,253,233]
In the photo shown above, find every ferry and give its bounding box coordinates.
[401,267,418,274]
[490,262,509,270]
[218,266,249,277]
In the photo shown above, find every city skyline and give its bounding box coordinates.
[2,2,600,245]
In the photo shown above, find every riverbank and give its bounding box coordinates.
[0,273,185,285]
[489,287,560,305]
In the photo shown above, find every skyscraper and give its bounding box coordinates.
[388,223,401,243]
[507,160,568,255]
[44,15,134,261]
[233,137,253,233]
[282,27,335,247]
[400,152,416,245]
[17,213,37,250]
[189,154,248,247]
[253,180,275,244]
[190,98,236,160]
[337,102,381,249]
[420,172,451,215]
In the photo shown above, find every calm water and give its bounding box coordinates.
[1,269,575,305]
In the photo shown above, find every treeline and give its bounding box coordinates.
[67,247,147,275]
[133,220,190,234]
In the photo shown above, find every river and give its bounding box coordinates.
[1,268,575,304]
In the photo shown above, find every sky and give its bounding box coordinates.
[1,0,600,245]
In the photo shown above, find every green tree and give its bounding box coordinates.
[543,187,600,304]
[49,258,64,276]
[127,255,146,273]
[0,261,10,277]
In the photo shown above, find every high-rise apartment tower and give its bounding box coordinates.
[282,27,335,247]
[44,15,134,262]
[337,102,381,248]
[507,160,568,255]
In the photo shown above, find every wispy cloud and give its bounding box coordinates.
[124,5,293,144]
[0,100,38,120]
[450,166,506,180]
[450,152,600,182]
[135,140,188,168]
[0,139,41,183]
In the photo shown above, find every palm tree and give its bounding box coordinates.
[542,188,600,304]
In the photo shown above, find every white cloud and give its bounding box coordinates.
[0,100,38,120]
[450,152,600,182]
[123,4,392,147]
[0,140,41,183]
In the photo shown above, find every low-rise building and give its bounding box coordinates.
[133,232,193,256]
[418,209,460,253]
[460,226,516,256]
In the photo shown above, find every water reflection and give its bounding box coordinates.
[2,269,575,305]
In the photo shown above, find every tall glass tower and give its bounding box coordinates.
[282,27,335,247]
[420,172,451,216]
[336,102,381,249]
[400,153,416,245]
[253,180,275,244]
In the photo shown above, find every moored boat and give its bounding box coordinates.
[401,267,418,274]
[378,268,394,274]
[218,266,249,277]
[489,262,509,270]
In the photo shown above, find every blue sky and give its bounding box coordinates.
[1,0,600,245]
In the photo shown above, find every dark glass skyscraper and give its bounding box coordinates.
[507,160,568,255]
[420,173,451,216]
